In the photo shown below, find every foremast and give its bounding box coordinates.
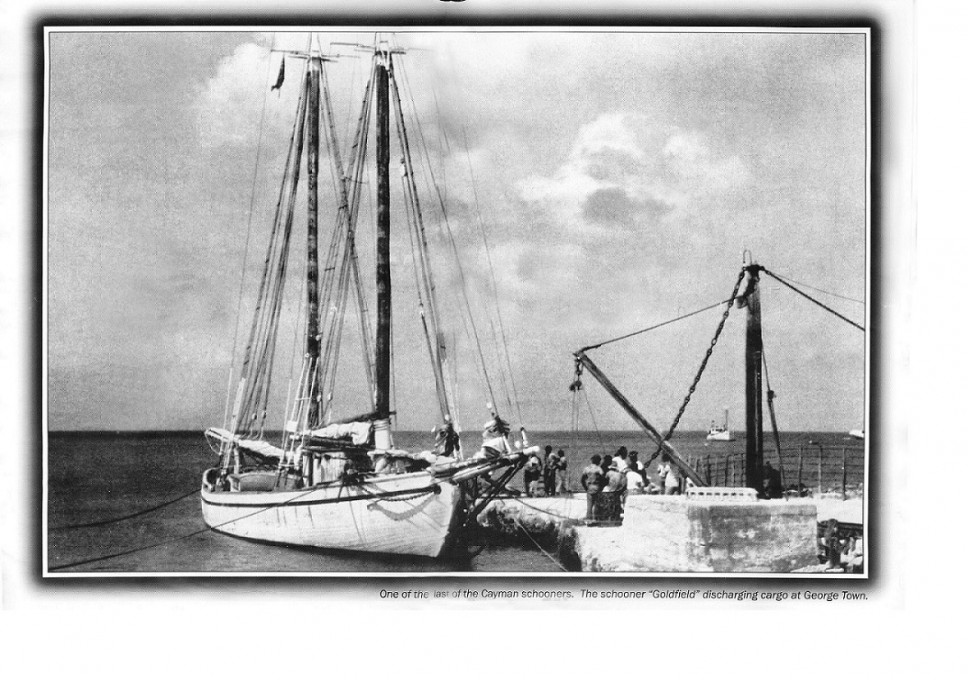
[305,53,323,427]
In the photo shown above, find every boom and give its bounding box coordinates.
[573,350,706,486]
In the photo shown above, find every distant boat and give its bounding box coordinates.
[848,429,865,440]
[706,409,736,442]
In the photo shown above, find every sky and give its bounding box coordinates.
[46,29,868,433]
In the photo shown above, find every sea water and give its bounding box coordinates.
[46,430,863,573]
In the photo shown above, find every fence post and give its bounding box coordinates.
[797,445,804,493]
[818,446,824,496]
[841,447,847,500]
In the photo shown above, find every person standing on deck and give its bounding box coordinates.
[480,415,511,458]
[580,455,605,520]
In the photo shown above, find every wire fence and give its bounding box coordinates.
[679,445,865,499]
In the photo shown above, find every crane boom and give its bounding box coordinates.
[573,350,706,486]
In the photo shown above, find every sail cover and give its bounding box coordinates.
[309,421,372,445]
[205,427,284,462]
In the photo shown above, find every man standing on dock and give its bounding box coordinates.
[556,449,569,494]
[602,461,627,521]
[580,455,605,520]
[543,446,558,497]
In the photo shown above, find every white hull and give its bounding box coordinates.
[201,469,461,558]
[848,429,865,440]
[706,429,735,442]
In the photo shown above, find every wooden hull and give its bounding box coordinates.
[200,469,462,558]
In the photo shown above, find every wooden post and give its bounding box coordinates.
[744,265,765,494]
[797,445,803,493]
[818,446,824,495]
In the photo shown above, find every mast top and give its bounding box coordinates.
[271,48,340,63]
[332,40,406,65]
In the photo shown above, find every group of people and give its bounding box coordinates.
[523,445,569,497]
[579,447,684,521]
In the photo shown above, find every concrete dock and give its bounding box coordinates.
[475,492,828,573]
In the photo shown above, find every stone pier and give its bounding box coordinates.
[565,494,818,572]
[474,492,819,572]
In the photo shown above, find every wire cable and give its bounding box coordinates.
[767,268,865,304]
[581,299,732,352]
[761,268,865,332]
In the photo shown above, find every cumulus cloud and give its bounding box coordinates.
[517,112,748,238]
[663,130,751,193]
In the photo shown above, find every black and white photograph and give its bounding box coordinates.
[43,26,870,576]
[12,0,968,675]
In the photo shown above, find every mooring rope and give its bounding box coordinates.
[510,516,568,572]
[48,487,201,531]
[47,484,323,572]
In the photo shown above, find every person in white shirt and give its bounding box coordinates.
[614,450,629,472]
[658,454,680,495]
[625,466,646,495]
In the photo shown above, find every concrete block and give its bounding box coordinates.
[573,495,818,572]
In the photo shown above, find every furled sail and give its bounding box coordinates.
[205,427,283,462]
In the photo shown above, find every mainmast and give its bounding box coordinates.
[373,47,393,449]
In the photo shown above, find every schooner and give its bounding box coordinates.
[201,38,532,558]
